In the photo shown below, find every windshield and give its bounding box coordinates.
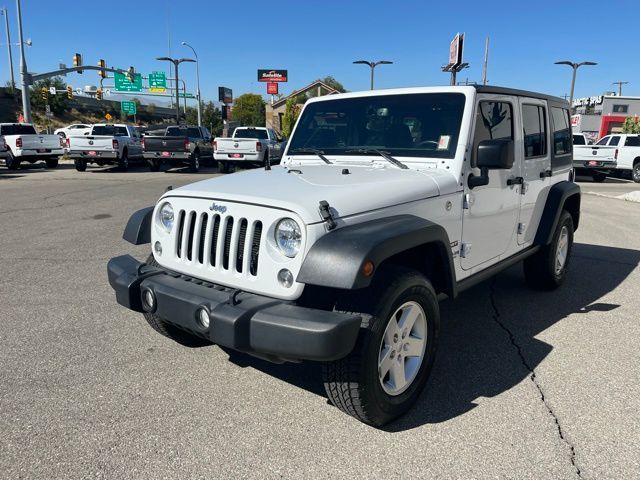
[92,125,128,136]
[287,93,465,159]
[572,135,586,145]
[234,128,268,139]
[1,124,37,135]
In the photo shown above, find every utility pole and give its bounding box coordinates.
[16,0,31,123]
[1,7,15,90]
[612,81,629,97]
[482,37,489,85]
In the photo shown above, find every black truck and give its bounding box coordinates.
[141,126,214,172]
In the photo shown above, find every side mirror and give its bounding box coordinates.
[468,139,514,189]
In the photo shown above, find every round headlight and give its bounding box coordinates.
[275,218,302,258]
[159,202,174,232]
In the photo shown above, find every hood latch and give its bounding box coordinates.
[318,200,336,231]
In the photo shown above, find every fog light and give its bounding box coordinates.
[142,288,156,311]
[196,307,210,329]
[277,269,294,288]
[154,241,162,255]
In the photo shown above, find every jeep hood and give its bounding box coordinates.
[168,165,457,224]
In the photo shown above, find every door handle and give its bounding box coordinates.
[507,176,524,186]
[540,170,552,178]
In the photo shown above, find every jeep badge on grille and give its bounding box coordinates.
[209,203,227,214]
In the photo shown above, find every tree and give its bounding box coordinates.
[184,102,224,135]
[232,93,265,126]
[622,116,640,134]
[30,76,69,114]
[321,75,346,93]
[281,97,301,138]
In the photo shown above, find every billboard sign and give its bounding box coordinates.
[218,86,233,104]
[258,69,288,82]
[267,82,278,94]
[449,33,464,68]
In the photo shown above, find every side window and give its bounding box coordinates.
[551,107,571,155]
[609,136,621,146]
[625,136,640,147]
[472,101,513,166]
[522,104,547,158]
[596,136,610,146]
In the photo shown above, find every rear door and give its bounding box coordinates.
[517,99,551,245]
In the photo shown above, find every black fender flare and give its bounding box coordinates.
[534,181,581,246]
[123,206,154,245]
[297,215,456,297]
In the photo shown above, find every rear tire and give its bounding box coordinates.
[45,158,59,169]
[322,265,439,427]
[143,255,211,347]
[5,151,20,170]
[189,152,200,173]
[524,210,574,290]
[218,161,229,173]
[592,171,607,182]
[148,159,161,172]
[632,161,640,183]
[74,158,87,172]
[118,151,129,171]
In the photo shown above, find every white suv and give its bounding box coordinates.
[108,86,580,426]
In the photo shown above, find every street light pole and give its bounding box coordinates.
[156,56,195,124]
[554,60,597,113]
[1,7,15,90]
[182,42,201,126]
[16,0,31,123]
[352,60,393,90]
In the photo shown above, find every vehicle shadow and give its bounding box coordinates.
[224,243,640,429]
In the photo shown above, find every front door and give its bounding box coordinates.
[460,95,522,271]
[517,99,551,245]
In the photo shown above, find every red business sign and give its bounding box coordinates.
[258,69,288,82]
[267,82,278,94]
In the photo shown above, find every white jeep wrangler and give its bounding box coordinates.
[108,86,580,426]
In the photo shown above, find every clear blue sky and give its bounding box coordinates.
[1,0,637,105]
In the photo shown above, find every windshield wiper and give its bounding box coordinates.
[289,148,332,164]
[345,148,408,169]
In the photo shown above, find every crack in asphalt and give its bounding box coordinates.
[489,279,582,478]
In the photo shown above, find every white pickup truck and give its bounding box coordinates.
[213,127,286,173]
[0,123,64,170]
[68,124,143,172]
[573,133,640,182]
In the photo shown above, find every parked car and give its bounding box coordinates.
[573,133,640,182]
[108,85,580,426]
[67,124,144,171]
[142,125,214,172]
[54,123,92,138]
[0,123,64,169]
[213,127,286,173]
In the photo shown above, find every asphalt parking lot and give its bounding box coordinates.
[1,164,639,479]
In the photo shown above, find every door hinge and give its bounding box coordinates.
[463,193,471,210]
[461,243,472,258]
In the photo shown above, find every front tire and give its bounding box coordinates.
[524,210,574,290]
[632,161,640,183]
[45,158,59,169]
[322,266,440,427]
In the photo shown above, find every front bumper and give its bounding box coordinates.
[107,255,361,362]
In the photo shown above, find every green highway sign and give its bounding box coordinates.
[121,100,137,115]
[148,71,166,92]
[178,92,196,98]
[114,72,142,92]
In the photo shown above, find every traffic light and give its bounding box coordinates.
[73,53,83,74]
[126,66,135,82]
[41,87,48,102]
[97,59,106,78]
[67,85,73,99]
[96,88,103,101]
